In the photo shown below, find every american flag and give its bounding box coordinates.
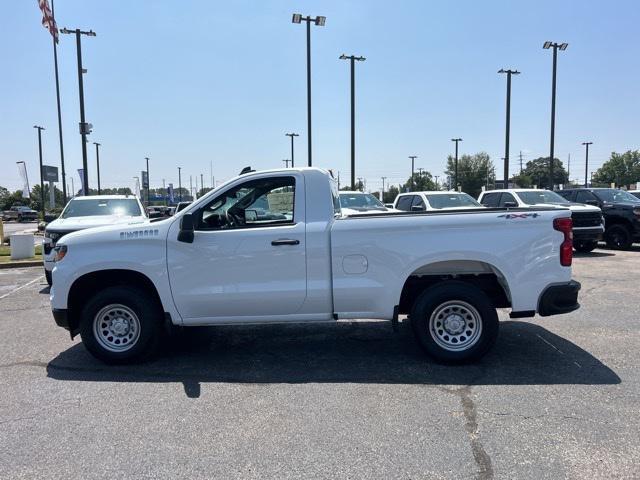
[37,0,58,43]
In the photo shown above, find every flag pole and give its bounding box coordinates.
[50,0,66,204]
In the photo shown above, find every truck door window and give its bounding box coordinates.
[480,192,500,207]
[411,195,426,210]
[197,176,295,230]
[498,193,517,207]
[396,196,413,211]
[576,191,597,204]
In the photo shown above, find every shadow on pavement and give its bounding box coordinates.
[574,250,616,258]
[46,320,620,398]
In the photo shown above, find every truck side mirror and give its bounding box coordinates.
[584,199,599,206]
[178,213,195,243]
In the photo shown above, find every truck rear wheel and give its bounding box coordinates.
[605,225,633,250]
[410,281,498,363]
[79,286,163,364]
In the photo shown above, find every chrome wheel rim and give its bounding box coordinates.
[429,301,482,352]
[93,304,140,353]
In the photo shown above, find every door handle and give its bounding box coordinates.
[271,239,300,246]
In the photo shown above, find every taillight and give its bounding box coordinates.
[553,217,573,266]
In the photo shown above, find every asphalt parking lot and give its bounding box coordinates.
[1,247,639,479]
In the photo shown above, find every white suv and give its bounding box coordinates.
[477,189,604,252]
[44,195,147,285]
[394,191,484,212]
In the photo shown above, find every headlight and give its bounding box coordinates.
[54,245,67,262]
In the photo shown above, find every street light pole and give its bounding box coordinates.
[292,13,326,167]
[381,176,386,202]
[409,156,417,191]
[285,133,299,167]
[498,69,520,186]
[582,142,593,188]
[435,175,440,190]
[93,142,101,194]
[339,54,366,190]
[451,138,462,189]
[543,41,568,189]
[60,27,96,196]
[33,126,45,216]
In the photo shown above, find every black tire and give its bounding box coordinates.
[45,269,52,286]
[79,285,163,364]
[605,224,633,250]
[410,281,499,364]
[574,240,598,253]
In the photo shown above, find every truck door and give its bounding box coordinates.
[167,174,307,321]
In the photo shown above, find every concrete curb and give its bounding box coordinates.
[0,260,42,269]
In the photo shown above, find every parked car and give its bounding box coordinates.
[43,195,147,285]
[2,205,38,222]
[478,189,604,253]
[339,191,396,215]
[394,191,484,212]
[50,168,579,364]
[556,188,640,249]
[630,191,640,200]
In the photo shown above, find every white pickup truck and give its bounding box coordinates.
[50,168,580,364]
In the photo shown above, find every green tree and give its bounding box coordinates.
[402,172,436,192]
[512,157,568,189]
[445,152,495,198]
[592,150,640,187]
[340,180,364,192]
[383,184,400,204]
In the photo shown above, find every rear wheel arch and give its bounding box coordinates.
[397,260,511,315]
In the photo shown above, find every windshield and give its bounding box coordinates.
[339,193,385,209]
[425,193,481,209]
[594,189,640,203]
[517,190,569,205]
[61,198,142,218]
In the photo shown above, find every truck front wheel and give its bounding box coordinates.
[410,281,499,363]
[79,286,163,364]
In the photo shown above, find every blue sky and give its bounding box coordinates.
[2,0,639,193]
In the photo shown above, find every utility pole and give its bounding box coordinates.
[435,175,440,189]
[409,155,417,191]
[283,159,291,168]
[33,126,45,216]
[60,27,96,196]
[162,179,166,205]
[381,176,387,202]
[357,177,363,192]
[498,69,520,186]
[567,153,571,178]
[178,167,182,202]
[292,13,326,167]
[285,133,299,168]
[145,157,150,207]
[339,54,366,190]
[190,175,193,199]
[519,151,524,173]
[451,138,462,189]
[93,142,101,194]
[582,142,593,188]
[543,41,568,189]
[200,173,204,196]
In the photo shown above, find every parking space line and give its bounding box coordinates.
[0,275,44,300]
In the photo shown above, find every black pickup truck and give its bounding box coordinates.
[557,188,640,249]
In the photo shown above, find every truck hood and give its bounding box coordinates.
[57,216,173,246]
[46,215,147,232]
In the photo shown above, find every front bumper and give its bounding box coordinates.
[538,280,581,317]
[573,226,604,241]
